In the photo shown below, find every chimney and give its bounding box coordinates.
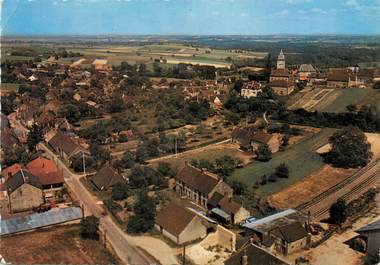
[242,250,248,265]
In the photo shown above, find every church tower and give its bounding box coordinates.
[277,49,285,69]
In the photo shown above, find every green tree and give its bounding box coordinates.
[80,215,99,240]
[275,163,289,178]
[157,162,171,176]
[325,126,372,168]
[256,144,272,161]
[111,183,130,201]
[27,124,43,151]
[127,191,156,233]
[230,180,247,195]
[215,155,241,176]
[329,199,348,225]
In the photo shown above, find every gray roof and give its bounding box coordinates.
[225,243,289,265]
[242,209,308,233]
[1,207,83,235]
[356,220,380,234]
[299,64,316,73]
[5,169,42,194]
[91,164,125,190]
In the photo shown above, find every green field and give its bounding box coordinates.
[231,128,335,197]
[318,88,369,113]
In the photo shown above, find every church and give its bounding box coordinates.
[269,50,295,96]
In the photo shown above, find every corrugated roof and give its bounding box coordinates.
[356,220,380,233]
[0,207,83,235]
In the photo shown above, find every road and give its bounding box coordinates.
[9,114,179,265]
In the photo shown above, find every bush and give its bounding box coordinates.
[80,215,99,240]
[268,173,278,182]
[111,183,130,201]
[157,162,171,176]
[256,144,272,161]
[329,199,348,225]
[127,191,156,233]
[275,163,289,178]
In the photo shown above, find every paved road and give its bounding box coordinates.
[7,114,162,265]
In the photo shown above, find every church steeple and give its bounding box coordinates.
[277,49,285,69]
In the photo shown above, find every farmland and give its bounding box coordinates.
[231,128,335,197]
[289,87,380,113]
[1,225,119,265]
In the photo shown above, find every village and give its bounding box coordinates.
[1,33,380,265]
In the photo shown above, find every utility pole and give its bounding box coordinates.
[103,229,107,248]
[174,137,178,157]
[182,244,186,265]
[81,203,85,219]
[82,151,86,176]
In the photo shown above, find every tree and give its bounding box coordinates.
[27,124,43,151]
[214,155,241,176]
[256,144,272,161]
[260,174,267,185]
[282,134,289,147]
[157,162,171,176]
[111,183,130,201]
[373,81,380,90]
[275,163,289,178]
[325,126,372,168]
[80,215,99,240]
[329,199,348,225]
[268,173,278,182]
[230,180,247,195]
[127,191,156,233]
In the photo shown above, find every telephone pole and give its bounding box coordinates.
[174,137,178,157]
[82,151,86,175]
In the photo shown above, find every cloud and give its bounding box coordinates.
[276,9,289,16]
[310,7,328,14]
[345,0,359,6]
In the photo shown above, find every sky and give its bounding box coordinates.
[1,0,380,35]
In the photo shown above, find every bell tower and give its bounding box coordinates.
[277,49,285,69]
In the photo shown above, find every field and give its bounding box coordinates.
[289,87,380,113]
[268,165,357,210]
[1,225,118,265]
[62,43,266,68]
[150,142,253,173]
[231,128,335,197]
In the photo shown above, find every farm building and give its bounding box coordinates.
[91,164,126,191]
[356,220,380,259]
[155,202,207,245]
[242,209,310,255]
[208,194,250,225]
[224,242,289,265]
[231,129,280,154]
[5,169,44,213]
[298,64,317,81]
[174,163,233,209]
[26,156,64,199]
[48,130,89,162]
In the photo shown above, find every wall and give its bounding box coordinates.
[9,184,44,213]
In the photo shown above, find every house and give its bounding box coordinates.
[269,50,294,95]
[0,163,22,190]
[298,64,317,81]
[242,209,310,255]
[356,220,380,259]
[327,69,350,88]
[250,131,281,154]
[174,163,233,208]
[92,59,112,71]
[5,169,44,213]
[91,164,126,191]
[240,81,262,98]
[26,156,64,199]
[208,193,250,224]
[224,242,289,265]
[48,130,89,162]
[231,129,280,153]
[155,202,207,245]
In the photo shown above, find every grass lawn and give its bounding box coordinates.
[1,83,20,92]
[318,88,369,113]
[231,128,335,197]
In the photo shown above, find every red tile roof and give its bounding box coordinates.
[271,69,290,78]
[218,196,242,215]
[26,156,64,185]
